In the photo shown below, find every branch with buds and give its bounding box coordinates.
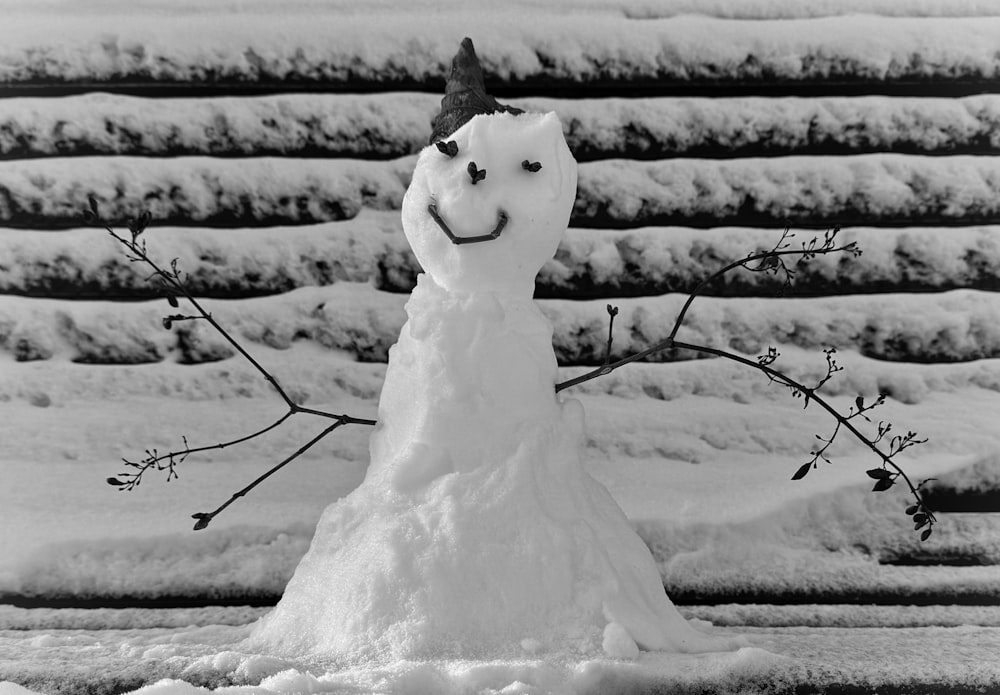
[87,197,375,530]
[96,203,932,540]
[555,227,934,541]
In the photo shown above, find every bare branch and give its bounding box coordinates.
[556,227,858,394]
[191,419,351,530]
[670,339,935,539]
[92,205,375,525]
[554,227,932,540]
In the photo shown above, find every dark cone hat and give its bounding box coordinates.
[429,37,523,144]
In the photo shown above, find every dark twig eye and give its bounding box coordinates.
[522,160,542,172]
[435,140,458,157]
[467,161,486,184]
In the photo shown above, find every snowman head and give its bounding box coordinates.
[402,111,577,296]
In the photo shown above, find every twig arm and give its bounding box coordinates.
[191,419,350,530]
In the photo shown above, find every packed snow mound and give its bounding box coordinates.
[402,112,577,296]
[249,274,741,663]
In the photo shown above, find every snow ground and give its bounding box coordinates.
[1,621,999,695]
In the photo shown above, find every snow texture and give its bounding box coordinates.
[2,1,1000,693]
[2,218,998,299]
[3,12,1000,87]
[3,283,998,365]
[0,156,413,228]
[8,94,1000,159]
[573,154,1000,227]
[6,153,1000,229]
[2,622,1000,695]
[2,0,1000,19]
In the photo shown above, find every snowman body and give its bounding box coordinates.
[250,112,736,663]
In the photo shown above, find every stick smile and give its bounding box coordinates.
[428,203,509,245]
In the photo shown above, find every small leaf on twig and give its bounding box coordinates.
[162,317,174,330]
[106,477,124,486]
[872,477,895,492]
[866,468,892,480]
[920,528,933,542]
[905,505,919,516]
[167,295,179,308]
[791,462,813,480]
[192,513,212,531]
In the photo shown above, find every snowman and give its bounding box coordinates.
[250,38,739,664]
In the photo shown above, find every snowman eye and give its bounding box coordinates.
[435,140,459,158]
[521,160,542,173]
[467,161,486,185]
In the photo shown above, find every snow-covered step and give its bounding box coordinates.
[0,156,414,228]
[0,215,418,299]
[682,603,1000,628]
[3,12,1000,91]
[2,285,998,366]
[7,94,1000,160]
[879,513,1000,565]
[574,154,1000,228]
[5,153,1000,229]
[3,220,998,300]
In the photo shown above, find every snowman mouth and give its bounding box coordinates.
[428,203,509,245]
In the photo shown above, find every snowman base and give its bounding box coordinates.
[248,276,740,665]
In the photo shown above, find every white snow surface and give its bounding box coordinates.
[7,152,1000,228]
[2,216,998,299]
[3,11,1000,85]
[8,94,1000,158]
[3,0,1000,19]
